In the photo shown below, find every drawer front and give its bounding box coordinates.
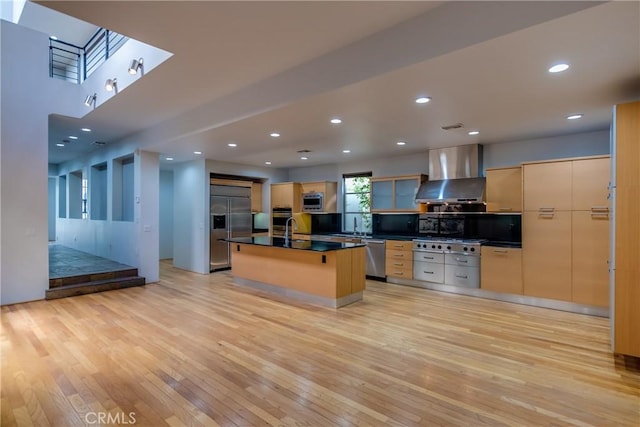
[386,240,413,251]
[385,259,412,270]
[413,261,445,283]
[445,265,480,288]
[386,265,413,279]
[386,250,412,261]
[413,252,444,264]
[445,253,480,268]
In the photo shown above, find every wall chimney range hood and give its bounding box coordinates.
[415,144,485,203]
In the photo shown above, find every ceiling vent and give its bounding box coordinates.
[441,122,464,131]
[297,149,312,153]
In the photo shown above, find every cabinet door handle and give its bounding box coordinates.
[455,258,468,263]
[393,262,403,266]
[393,244,403,248]
[539,212,555,218]
[394,254,404,258]
[423,256,434,260]
[493,249,508,254]
[539,207,555,212]
[498,207,513,211]
[591,206,609,212]
[395,272,404,276]
[423,271,434,274]
[455,274,468,279]
[591,212,609,218]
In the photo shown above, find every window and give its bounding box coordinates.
[343,172,372,233]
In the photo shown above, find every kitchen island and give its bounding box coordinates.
[225,236,366,308]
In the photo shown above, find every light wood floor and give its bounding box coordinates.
[2,261,639,426]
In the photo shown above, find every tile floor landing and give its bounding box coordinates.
[49,244,135,279]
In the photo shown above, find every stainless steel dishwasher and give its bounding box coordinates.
[362,238,386,279]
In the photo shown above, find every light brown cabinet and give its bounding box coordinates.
[612,100,640,357]
[480,247,522,294]
[572,157,610,211]
[271,182,301,211]
[523,161,572,211]
[485,166,522,212]
[572,211,609,307]
[522,156,610,305]
[301,181,337,213]
[522,211,572,301]
[370,175,427,212]
[251,182,263,212]
[385,240,413,279]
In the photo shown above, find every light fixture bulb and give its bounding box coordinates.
[343,150,351,154]
[567,114,583,120]
[128,58,143,75]
[81,128,92,132]
[265,161,272,165]
[549,63,569,73]
[84,93,97,107]
[228,143,237,147]
[270,132,280,138]
[56,143,65,147]
[468,131,480,135]
[105,78,117,92]
[330,118,342,124]
[415,97,431,104]
[300,156,308,160]
[396,141,406,146]
[194,151,202,155]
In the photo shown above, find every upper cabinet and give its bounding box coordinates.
[485,166,522,212]
[370,175,427,212]
[251,182,263,212]
[271,182,301,211]
[523,161,572,211]
[301,181,337,213]
[572,157,610,211]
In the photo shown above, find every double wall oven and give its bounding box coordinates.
[271,207,292,237]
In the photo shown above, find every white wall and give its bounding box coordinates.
[0,21,87,305]
[159,170,174,260]
[134,150,159,282]
[48,178,56,241]
[483,130,610,169]
[173,159,207,274]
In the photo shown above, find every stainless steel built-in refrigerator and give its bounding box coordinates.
[210,185,252,271]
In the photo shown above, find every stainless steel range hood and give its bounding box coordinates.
[415,144,485,203]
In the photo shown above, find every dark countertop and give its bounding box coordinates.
[483,241,522,248]
[225,237,366,252]
[311,232,416,241]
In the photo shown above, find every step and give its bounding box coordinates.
[49,268,139,289]
[45,276,146,300]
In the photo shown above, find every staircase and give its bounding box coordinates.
[46,268,145,300]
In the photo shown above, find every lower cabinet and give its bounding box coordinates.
[385,240,413,279]
[572,211,609,307]
[481,247,523,294]
[522,211,572,301]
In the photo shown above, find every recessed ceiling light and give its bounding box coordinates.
[548,63,569,73]
[56,143,65,147]
[342,149,351,154]
[68,136,78,140]
[415,97,431,104]
[468,131,480,136]
[270,132,280,138]
[567,114,583,120]
[228,143,237,147]
[396,141,406,146]
[330,118,342,124]
[81,128,91,132]
[194,151,202,155]
[265,161,272,165]
[166,157,174,161]
[300,156,308,160]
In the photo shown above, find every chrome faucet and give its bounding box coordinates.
[284,217,298,247]
[353,217,358,236]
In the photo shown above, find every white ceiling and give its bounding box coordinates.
[42,1,640,168]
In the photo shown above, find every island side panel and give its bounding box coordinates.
[231,243,338,298]
[335,246,366,297]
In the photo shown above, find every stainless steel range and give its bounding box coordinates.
[412,238,485,288]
